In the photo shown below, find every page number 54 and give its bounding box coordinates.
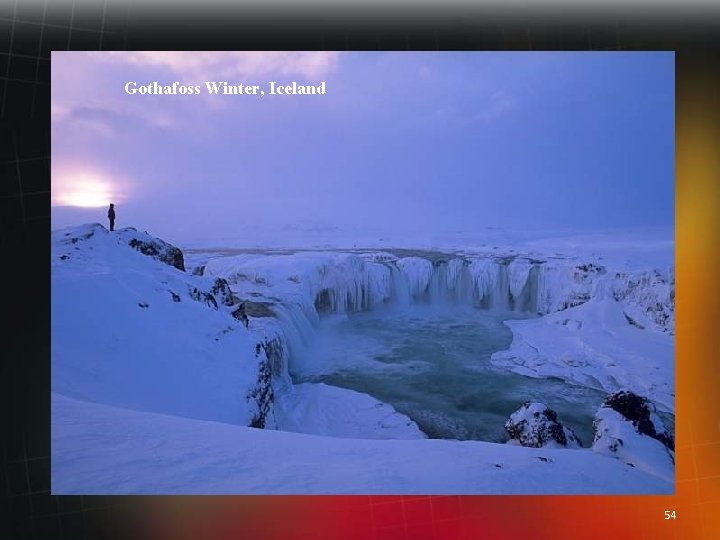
[664,510,677,520]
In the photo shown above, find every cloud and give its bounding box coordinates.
[51,52,342,131]
[105,51,341,82]
[61,106,176,137]
[418,65,433,80]
[424,91,517,129]
[474,91,517,123]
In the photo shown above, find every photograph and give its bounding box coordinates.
[50,51,675,495]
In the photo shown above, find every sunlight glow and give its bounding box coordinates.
[53,173,124,208]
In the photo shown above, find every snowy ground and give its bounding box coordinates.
[491,297,674,413]
[275,383,427,440]
[52,393,671,495]
[52,223,674,494]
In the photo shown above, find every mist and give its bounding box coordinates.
[51,51,674,245]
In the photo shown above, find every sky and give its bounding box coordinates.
[51,51,674,246]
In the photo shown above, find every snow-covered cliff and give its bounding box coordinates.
[52,223,282,428]
[52,224,424,437]
[52,224,675,494]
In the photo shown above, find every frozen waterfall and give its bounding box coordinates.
[202,250,674,388]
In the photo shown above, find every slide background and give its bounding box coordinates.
[2,2,719,538]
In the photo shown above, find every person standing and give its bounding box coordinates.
[108,203,115,231]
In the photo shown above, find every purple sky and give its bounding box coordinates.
[51,51,674,245]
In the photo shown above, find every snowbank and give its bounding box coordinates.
[52,393,672,495]
[52,224,275,428]
[275,383,426,440]
[491,298,674,412]
[592,406,674,483]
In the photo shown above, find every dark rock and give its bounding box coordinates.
[505,401,583,448]
[188,287,217,309]
[261,338,285,376]
[244,301,275,318]
[210,278,234,307]
[232,303,249,327]
[169,291,181,302]
[138,302,149,308]
[558,292,591,311]
[601,390,674,450]
[576,263,606,274]
[591,393,675,478]
[246,338,284,429]
[127,237,185,271]
[623,312,645,330]
[192,265,205,276]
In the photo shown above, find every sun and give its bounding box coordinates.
[53,173,122,208]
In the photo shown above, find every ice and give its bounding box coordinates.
[507,258,533,301]
[395,256,433,299]
[201,245,673,413]
[52,223,674,494]
[491,297,674,412]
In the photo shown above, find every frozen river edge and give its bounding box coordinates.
[52,224,674,493]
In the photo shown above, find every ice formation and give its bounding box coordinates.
[201,244,675,417]
[203,249,675,360]
[51,224,675,494]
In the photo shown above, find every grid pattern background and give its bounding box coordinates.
[2,2,720,539]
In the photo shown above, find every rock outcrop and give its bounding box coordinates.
[505,402,582,449]
[211,278,235,307]
[126,232,185,271]
[597,390,674,450]
[188,286,218,309]
[591,391,674,482]
[247,338,285,429]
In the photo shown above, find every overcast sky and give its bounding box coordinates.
[51,51,674,244]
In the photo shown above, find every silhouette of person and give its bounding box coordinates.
[108,203,115,231]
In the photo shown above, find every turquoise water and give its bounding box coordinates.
[291,305,608,444]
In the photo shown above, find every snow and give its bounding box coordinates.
[200,244,673,416]
[592,408,675,483]
[52,223,674,494]
[490,298,674,413]
[274,383,426,440]
[52,224,268,427]
[505,402,583,449]
[52,393,671,495]
[204,252,394,314]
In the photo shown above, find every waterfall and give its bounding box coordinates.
[272,297,318,360]
[204,252,548,382]
[302,255,543,317]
